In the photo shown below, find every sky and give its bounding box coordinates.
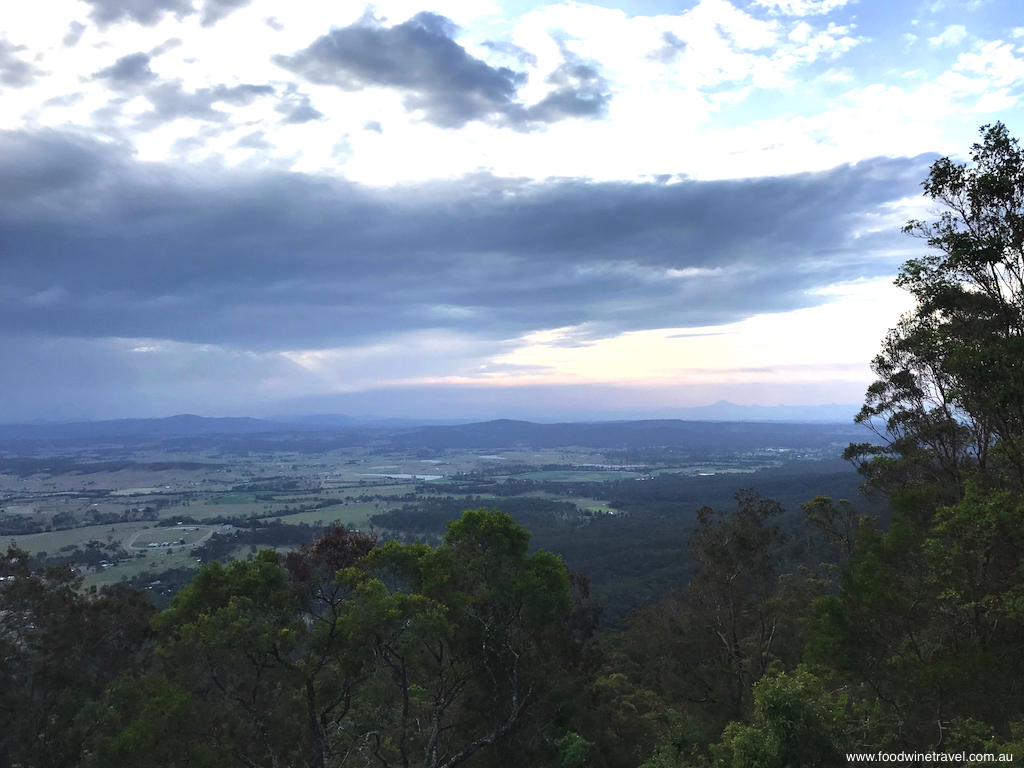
[1,0,1022,422]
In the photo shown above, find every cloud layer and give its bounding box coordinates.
[1,128,929,352]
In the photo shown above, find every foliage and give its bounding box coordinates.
[0,547,155,768]
[847,122,1024,499]
[708,667,848,768]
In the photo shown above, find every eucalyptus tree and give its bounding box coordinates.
[847,122,1024,498]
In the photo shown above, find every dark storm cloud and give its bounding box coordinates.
[273,13,609,129]
[93,52,157,85]
[0,128,932,351]
[0,39,43,88]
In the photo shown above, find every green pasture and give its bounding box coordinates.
[209,493,258,505]
[132,526,211,547]
[10,521,151,555]
[83,547,201,589]
[164,502,290,519]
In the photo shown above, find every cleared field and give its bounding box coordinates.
[164,502,290,519]
[11,521,152,554]
[209,493,259,505]
[83,547,201,589]
[575,502,617,514]
[131,526,212,548]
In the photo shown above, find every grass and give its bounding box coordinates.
[165,502,291,519]
[83,547,202,589]
[210,493,257,505]
[11,521,152,555]
[133,526,212,547]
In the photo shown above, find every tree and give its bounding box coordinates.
[151,549,309,767]
[362,508,576,768]
[152,527,385,768]
[0,546,154,768]
[809,484,1024,749]
[685,491,784,721]
[620,490,818,752]
[847,122,1024,498]
[708,667,849,768]
[143,512,584,768]
[77,676,230,768]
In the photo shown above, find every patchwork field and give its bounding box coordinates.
[2,432,862,621]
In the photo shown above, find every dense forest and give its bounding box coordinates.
[4,123,1024,766]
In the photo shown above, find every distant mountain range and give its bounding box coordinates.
[386,418,871,451]
[651,401,859,423]
[0,404,870,449]
[0,414,300,441]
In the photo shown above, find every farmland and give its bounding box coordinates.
[0,418,875,619]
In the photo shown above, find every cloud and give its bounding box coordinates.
[103,80,275,129]
[93,52,158,86]
[150,38,184,57]
[0,38,43,88]
[481,40,538,67]
[81,0,251,28]
[62,21,87,48]
[753,0,855,15]
[953,40,1024,87]
[0,128,932,354]
[525,57,611,122]
[273,12,523,128]
[647,31,688,63]
[273,12,609,129]
[235,129,273,149]
[43,93,86,107]
[83,0,195,28]
[200,0,254,27]
[929,25,968,47]
[274,84,323,124]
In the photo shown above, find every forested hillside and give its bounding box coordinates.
[3,124,1024,767]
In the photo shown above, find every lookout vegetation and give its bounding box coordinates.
[4,123,1024,767]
